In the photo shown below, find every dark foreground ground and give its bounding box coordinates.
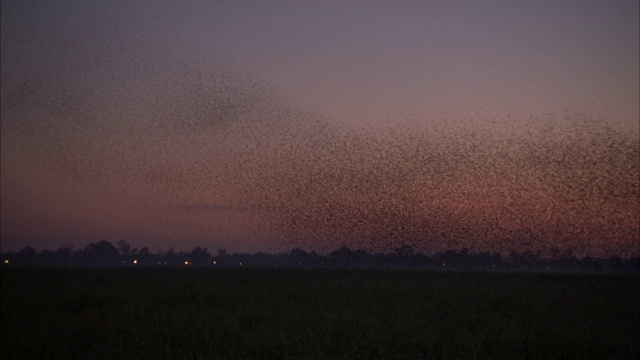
[1,268,638,359]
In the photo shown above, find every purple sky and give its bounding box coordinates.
[1,0,638,256]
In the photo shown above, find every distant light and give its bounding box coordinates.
[239,262,242,266]
[133,260,138,264]
[213,261,217,265]
[3,260,9,264]
[184,261,191,265]
[442,263,446,266]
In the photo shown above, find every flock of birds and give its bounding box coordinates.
[2,13,638,257]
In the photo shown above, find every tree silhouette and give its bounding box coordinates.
[83,240,119,266]
[116,240,131,258]
[55,244,73,266]
[1,239,638,273]
[188,247,212,266]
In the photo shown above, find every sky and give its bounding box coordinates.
[1,0,638,257]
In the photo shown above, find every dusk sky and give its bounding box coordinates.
[1,0,638,257]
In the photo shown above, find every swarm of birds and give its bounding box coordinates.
[2,2,638,257]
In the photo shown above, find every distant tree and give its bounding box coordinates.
[188,247,212,266]
[329,246,354,267]
[561,249,574,260]
[137,247,153,264]
[18,246,37,256]
[39,249,53,265]
[606,256,624,272]
[440,250,459,267]
[84,240,119,266]
[395,245,414,258]
[17,246,38,264]
[289,248,308,258]
[163,248,180,266]
[116,240,131,258]
[289,248,321,267]
[55,244,73,266]
[579,256,600,272]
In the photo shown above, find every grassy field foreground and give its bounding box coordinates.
[1,268,638,359]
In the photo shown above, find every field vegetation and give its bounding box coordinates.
[2,268,638,359]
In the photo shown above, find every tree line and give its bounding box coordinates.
[1,240,638,274]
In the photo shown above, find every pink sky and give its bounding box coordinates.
[1,0,638,256]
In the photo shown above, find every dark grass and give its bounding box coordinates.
[1,268,638,359]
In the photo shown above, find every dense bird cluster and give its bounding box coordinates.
[1,2,638,257]
[265,111,638,257]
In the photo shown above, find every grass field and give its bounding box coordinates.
[1,268,638,359]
